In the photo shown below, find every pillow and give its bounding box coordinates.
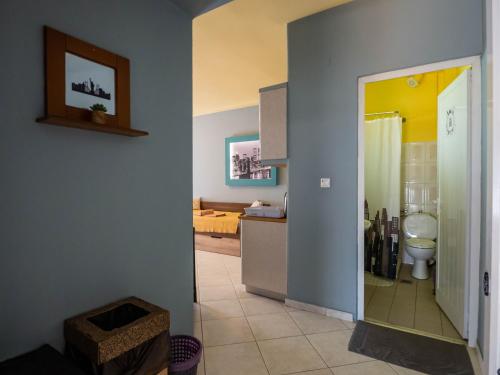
[193,197,201,210]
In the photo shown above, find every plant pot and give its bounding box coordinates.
[91,110,106,124]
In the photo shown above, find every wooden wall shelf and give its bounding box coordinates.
[37,116,149,137]
[39,27,146,138]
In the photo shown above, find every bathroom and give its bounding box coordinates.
[362,65,473,341]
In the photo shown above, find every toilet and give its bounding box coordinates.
[402,213,437,280]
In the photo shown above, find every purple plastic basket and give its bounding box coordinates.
[169,335,203,375]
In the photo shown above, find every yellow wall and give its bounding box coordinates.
[365,66,469,143]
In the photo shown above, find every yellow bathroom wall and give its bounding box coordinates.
[365,66,469,143]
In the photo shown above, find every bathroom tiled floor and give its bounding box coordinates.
[194,250,435,375]
[364,264,462,340]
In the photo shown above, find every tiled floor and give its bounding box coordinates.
[364,264,461,340]
[193,250,426,375]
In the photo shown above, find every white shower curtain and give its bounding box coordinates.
[365,116,402,221]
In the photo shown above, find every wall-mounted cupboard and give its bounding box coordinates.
[259,83,287,161]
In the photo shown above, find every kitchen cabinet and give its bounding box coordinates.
[259,83,287,160]
[241,216,287,298]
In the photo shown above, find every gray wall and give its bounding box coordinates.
[193,106,288,206]
[170,0,232,16]
[287,0,483,317]
[0,0,193,360]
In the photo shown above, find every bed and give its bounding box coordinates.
[193,201,250,257]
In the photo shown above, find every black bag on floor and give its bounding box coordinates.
[0,344,85,375]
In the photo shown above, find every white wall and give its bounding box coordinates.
[193,106,288,206]
[401,142,438,264]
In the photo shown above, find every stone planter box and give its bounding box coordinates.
[65,297,170,373]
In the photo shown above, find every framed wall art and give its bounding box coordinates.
[225,134,278,186]
[37,26,147,137]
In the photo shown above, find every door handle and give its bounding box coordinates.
[484,272,490,296]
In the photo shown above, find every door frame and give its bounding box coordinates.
[357,56,482,347]
[483,0,500,372]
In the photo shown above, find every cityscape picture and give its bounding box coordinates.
[65,52,116,115]
[71,78,111,100]
[230,139,272,180]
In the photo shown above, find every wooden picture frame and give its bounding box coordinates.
[37,26,148,137]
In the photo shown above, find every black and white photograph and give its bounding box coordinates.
[65,52,116,115]
[229,140,272,180]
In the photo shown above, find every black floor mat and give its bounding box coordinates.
[348,321,474,375]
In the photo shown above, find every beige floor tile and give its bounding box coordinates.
[199,285,237,302]
[396,279,417,297]
[331,361,395,375]
[224,257,241,274]
[417,278,434,296]
[388,363,426,374]
[365,285,396,322]
[229,272,242,285]
[441,311,462,339]
[364,285,376,306]
[341,320,356,329]
[198,273,233,287]
[234,284,257,299]
[414,279,441,335]
[223,254,241,265]
[204,342,268,375]
[258,336,327,375]
[200,300,244,320]
[240,296,286,316]
[293,370,334,375]
[202,317,255,347]
[196,253,226,267]
[194,303,201,322]
[364,268,463,341]
[388,282,416,328]
[197,262,228,275]
[399,265,413,280]
[289,310,347,334]
[247,312,302,340]
[307,330,373,367]
[283,304,299,312]
[194,321,203,342]
[414,299,442,336]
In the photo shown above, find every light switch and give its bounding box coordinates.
[320,178,331,189]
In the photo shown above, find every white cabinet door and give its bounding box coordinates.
[436,70,471,338]
[241,219,287,295]
[259,84,287,160]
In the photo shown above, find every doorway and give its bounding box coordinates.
[357,56,481,347]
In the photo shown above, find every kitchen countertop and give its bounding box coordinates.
[240,215,287,223]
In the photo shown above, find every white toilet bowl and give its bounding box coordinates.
[405,238,436,279]
[403,213,438,280]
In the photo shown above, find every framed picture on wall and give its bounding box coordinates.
[225,134,278,186]
[65,52,116,115]
[37,26,147,137]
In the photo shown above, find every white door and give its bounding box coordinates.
[436,70,471,338]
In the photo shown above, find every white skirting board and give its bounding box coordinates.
[285,298,354,322]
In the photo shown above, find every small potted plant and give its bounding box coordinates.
[90,103,107,124]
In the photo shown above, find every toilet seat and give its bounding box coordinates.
[403,213,437,239]
[406,238,436,249]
